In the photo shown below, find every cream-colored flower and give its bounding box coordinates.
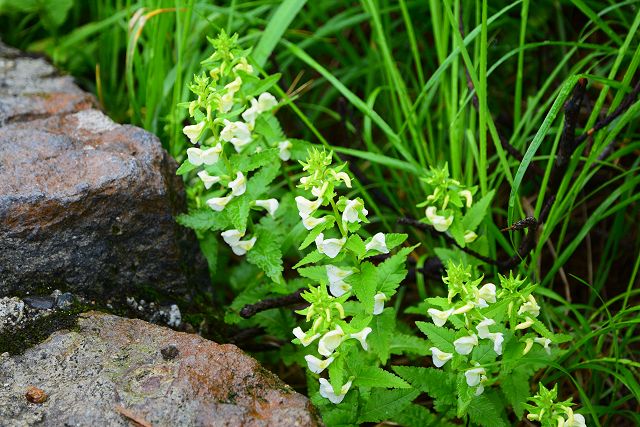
[228,171,247,196]
[197,170,220,189]
[515,318,534,330]
[342,199,368,225]
[476,318,495,339]
[183,121,205,144]
[220,119,252,152]
[295,196,322,219]
[233,57,253,74]
[373,292,386,315]
[478,283,497,305]
[332,171,352,188]
[230,236,256,256]
[350,327,372,351]
[427,308,454,327]
[241,92,278,126]
[488,332,504,355]
[254,199,279,216]
[453,302,475,315]
[534,337,552,355]
[221,229,243,245]
[518,295,540,318]
[464,366,486,387]
[563,413,587,427]
[430,347,453,368]
[293,326,320,347]
[459,190,473,208]
[187,144,222,166]
[326,265,353,297]
[305,355,334,374]
[464,230,478,243]
[319,378,352,404]
[311,182,329,199]
[425,206,454,232]
[206,195,233,211]
[318,325,345,356]
[365,232,388,254]
[523,338,534,355]
[278,140,292,161]
[303,215,327,231]
[315,233,346,259]
[453,334,478,355]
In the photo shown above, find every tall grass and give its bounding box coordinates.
[2,0,638,424]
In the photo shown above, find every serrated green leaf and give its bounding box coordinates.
[176,160,197,175]
[299,217,335,250]
[462,190,495,231]
[391,403,453,427]
[389,334,431,356]
[247,161,280,199]
[198,232,218,277]
[243,73,282,97]
[176,209,231,231]
[499,367,530,418]
[294,250,324,268]
[345,234,366,258]
[383,233,408,251]
[368,308,396,364]
[376,245,417,297]
[246,217,283,282]
[253,114,286,144]
[234,148,279,172]
[354,366,410,389]
[448,216,466,246]
[348,262,377,312]
[225,194,252,232]
[357,388,419,423]
[416,321,456,353]
[296,265,328,285]
[467,393,509,427]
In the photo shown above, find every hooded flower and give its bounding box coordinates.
[220,119,252,152]
[318,325,345,356]
[303,215,327,230]
[241,92,278,126]
[350,327,372,351]
[197,170,221,189]
[476,318,496,339]
[326,265,353,297]
[304,355,334,374]
[464,366,486,387]
[459,190,473,208]
[315,233,346,259]
[533,337,552,355]
[515,318,534,330]
[453,302,475,315]
[342,199,368,224]
[477,283,497,306]
[183,121,205,144]
[518,295,540,318]
[254,199,279,216]
[427,308,454,327]
[464,230,478,243]
[373,292,386,315]
[564,413,587,427]
[293,326,321,347]
[295,196,322,219]
[228,171,247,196]
[278,140,292,161]
[233,57,253,73]
[319,378,352,404]
[187,144,222,166]
[221,229,243,245]
[365,233,388,254]
[430,347,454,368]
[229,236,256,256]
[425,206,454,232]
[206,195,233,211]
[453,333,478,355]
[488,332,504,355]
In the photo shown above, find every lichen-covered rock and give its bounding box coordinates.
[0,42,205,297]
[0,312,321,426]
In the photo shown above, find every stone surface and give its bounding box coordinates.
[0,311,321,426]
[0,42,205,297]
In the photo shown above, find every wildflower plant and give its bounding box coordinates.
[525,383,588,427]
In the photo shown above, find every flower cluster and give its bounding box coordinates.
[178,31,290,257]
[418,164,479,245]
[423,263,556,397]
[525,383,588,427]
[292,149,400,404]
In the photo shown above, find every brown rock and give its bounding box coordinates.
[0,42,205,297]
[0,311,321,426]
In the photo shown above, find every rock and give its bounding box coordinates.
[0,312,321,426]
[0,297,25,331]
[0,42,205,298]
[23,297,55,311]
[54,292,74,310]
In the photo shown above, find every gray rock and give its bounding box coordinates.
[54,293,74,310]
[23,297,55,311]
[0,312,321,426]
[0,43,206,298]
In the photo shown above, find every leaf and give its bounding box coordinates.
[247,217,284,282]
[348,262,377,313]
[298,217,335,250]
[391,404,452,427]
[242,73,282,98]
[176,160,197,175]
[416,321,456,353]
[247,161,280,199]
[467,393,509,427]
[368,308,396,364]
[225,194,252,232]
[235,148,279,172]
[297,265,328,285]
[198,232,218,277]
[252,0,307,67]
[448,215,466,247]
[294,250,324,269]
[392,366,457,413]
[389,334,431,356]
[382,233,408,251]
[253,114,286,145]
[376,245,417,297]
[345,234,366,258]
[462,190,495,231]
[176,209,231,231]
[354,366,410,389]
[357,388,419,423]
[499,367,531,418]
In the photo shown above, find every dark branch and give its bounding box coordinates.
[240,288,305,318]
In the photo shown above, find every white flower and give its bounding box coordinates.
[295,196,322,219]
[464,230,478,243]
[523,338,534,355]
[228,171,247,196]
[219,92,235,113]
[233,57,253,74]
[488,332,504,355]
[278,140,292,161]
[476,318,495,339]
[220,120,252,152]
[206,195,233,211]
[187,144,222,166]
[241,92,278,126]
[303,216,327,230]
[564,413,587,427]
[183,121,205,144]
[221,229,244,245]
[315,233,346,259]
[427,308,454,327]
[311,182,329,199]
[342,199,368,225]
[515,318,534,330]
[333,171,352,188]
[453,334,478,355]
[475,383,485,396]
[453,302,475,315]
[197,170,220,189]
[225,76,242,93]
[293,327,321,347]
[254,199,279,216]
[350,327,372,351]
[373,293,386,315]
[304,355,334,374]
[518,295,540,318]
[318,325,345,356]
[534,337,552,355]
[229,236,257,256]
[425,206,454,232]
[365,232,389,254]
[459,190,473,208]
[319,378,352,404]
[326,265,353,297]
[430,347,453,368]
[477,283,497,305]
[464,366,486,387]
